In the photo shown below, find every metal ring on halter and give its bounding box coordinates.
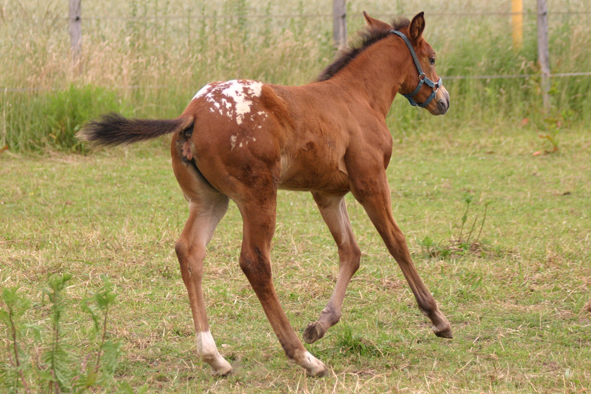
[390,29,442,108]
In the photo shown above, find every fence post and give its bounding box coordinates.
[511,0,523,49]
[537,0,550,109]
[69,0,82,72]
[333,0,347,50]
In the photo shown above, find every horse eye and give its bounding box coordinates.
[429,58,436,66]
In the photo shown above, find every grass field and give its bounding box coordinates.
[1,123,590,392]
[1,0,591,392]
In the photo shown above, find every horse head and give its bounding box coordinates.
[364,12,450,115]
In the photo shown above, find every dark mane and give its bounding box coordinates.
[317,17,411,82]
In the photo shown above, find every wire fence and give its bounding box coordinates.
[2,3,591,93]
[443,72,591,80]
[6,10,591,20]
[4,71,591,92]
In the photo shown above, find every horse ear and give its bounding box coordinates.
[363,11,392,30]
[409,12,426,42]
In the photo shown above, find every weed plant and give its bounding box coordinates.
[0,275,121,393]
[1,0,590,152]
[419,195,492,259]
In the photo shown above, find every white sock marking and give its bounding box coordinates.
[196,331,219,357]
[196,330,232,375]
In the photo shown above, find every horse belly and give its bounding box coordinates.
[278,153,349,192]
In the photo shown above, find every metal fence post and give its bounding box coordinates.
[537,0,550,109]
[333,0,346,50]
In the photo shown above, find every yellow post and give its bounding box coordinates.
[512,0,523,49]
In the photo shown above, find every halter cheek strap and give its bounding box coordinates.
[390,30,442,108]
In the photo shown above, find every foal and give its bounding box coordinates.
[81,12,452,377]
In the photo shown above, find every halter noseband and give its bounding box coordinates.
[390,29,442,108]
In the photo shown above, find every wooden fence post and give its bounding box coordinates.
[511,0,523,49]
[69,0,82,72]
[333,0,346,50]
[537,0,550,109]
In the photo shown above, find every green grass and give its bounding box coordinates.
[1,0,591,391]
[1,124,590,392]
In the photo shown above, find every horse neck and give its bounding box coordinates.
[331,38,410,118]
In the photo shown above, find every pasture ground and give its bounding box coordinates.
[1,124,590,392]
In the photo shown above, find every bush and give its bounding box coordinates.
[42,85,131,153]
[2,85,130,153]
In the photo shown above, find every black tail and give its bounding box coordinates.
[78,113,194,146]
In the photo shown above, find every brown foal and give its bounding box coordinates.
[81,12,452,377]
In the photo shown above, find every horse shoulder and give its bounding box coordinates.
[343,107,393,168]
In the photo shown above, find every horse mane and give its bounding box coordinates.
[317,17,410,82]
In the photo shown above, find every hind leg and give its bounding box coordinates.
[236,189,326,376]
[172,155,232,375]
[175,195,231,375]
[303,192,361,343]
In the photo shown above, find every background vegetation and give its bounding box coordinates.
[1,0,590,392]
[1,0,590,151]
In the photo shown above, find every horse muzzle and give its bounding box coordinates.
[430,86,450,116]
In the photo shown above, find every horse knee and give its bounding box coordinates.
[175,238,205,279]
[338,243,361,273]
[387,231,410,260]
[175,238,189,260]
[239,249,272,290]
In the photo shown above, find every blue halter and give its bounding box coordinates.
[390,30,442,108]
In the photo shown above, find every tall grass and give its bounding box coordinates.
[1,0,590,152]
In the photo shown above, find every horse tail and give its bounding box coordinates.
[78,113,194,146]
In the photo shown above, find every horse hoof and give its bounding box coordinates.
[307,366,327,377]
[303,352,327,377]
[303,322,325,344]
[433,325,453,339]
[210,359,233,376]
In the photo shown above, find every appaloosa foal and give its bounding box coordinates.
[81,12,452,377]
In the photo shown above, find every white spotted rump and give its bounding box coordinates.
[192,80,264,125]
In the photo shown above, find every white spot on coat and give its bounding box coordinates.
[220,80,263,124]
[195,80,264,124]
[192,84,213,101]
